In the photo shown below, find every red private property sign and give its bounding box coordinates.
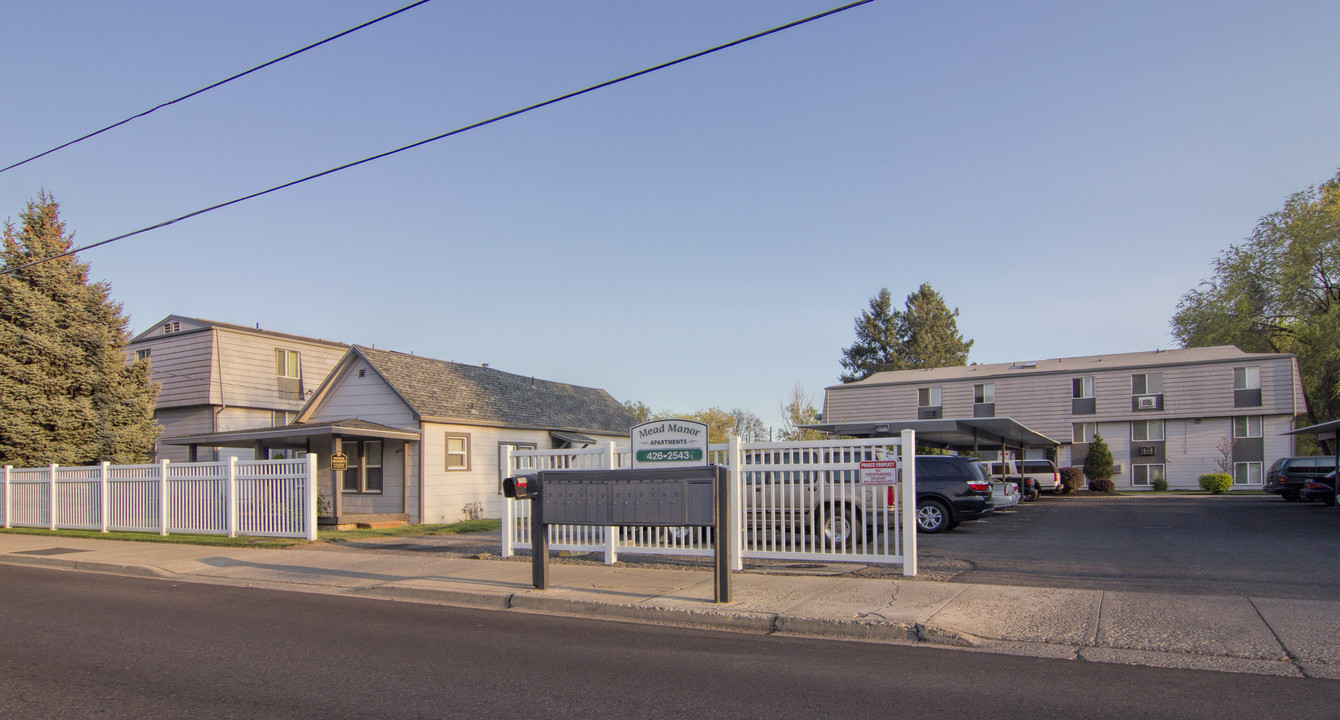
[859,460,899,485]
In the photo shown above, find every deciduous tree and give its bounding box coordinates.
[1172,171,1340,425]
[779,383,826,441]
[0,192,160,465]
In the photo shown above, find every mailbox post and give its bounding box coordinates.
[505,466,732,603]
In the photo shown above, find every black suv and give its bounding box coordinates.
[1265,456,1338,501]
[915,455,995,533]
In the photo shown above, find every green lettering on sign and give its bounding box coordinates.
[635,449,704,463]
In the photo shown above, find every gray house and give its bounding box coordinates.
[126,316,349,462]
[162,345,639,526]
[821,346,1306,490]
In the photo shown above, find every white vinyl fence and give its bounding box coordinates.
[1,456,318,540]
[502,431,918,575]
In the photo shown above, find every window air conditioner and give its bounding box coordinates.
[1137,396,1157,410]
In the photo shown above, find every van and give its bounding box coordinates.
[987,459,1062,499]
[1265,456,1338,501]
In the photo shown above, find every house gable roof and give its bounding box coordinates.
[130,314,348,348]
[324,346,639,435]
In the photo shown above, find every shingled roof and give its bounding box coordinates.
[354,346,638,435]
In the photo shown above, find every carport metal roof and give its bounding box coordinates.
[804,417,1060,451]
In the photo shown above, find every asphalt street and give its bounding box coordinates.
[3,565,1338,720]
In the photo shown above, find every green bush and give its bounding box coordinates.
[1082,434,1115,481]
[1152,477,1169,492]
[1199,473,1233,494]
[1088,477,1115,492]
[1059,466,1085,493]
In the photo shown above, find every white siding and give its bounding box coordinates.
[1167,418,1230,489]
[307,359,416,427]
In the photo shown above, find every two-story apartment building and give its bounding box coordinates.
[126,316,349,462]
[821,346,1306,490]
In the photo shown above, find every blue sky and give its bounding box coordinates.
[3,0,1338,431]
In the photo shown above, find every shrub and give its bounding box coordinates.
[1088,477,1115,492]
[1152,477,1169,492]
[1199,473,1233,494]
[1082,433,1115,481]
[1059,466,1085,493]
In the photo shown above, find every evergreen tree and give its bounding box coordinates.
[838,289,900,382]
[1082,433,1115,481]
[839,283,973,382]
[0,192,160,466]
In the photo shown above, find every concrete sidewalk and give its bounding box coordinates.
[2,532,1337,680]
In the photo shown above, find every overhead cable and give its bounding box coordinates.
[0,0,433,174]
[0,0,875,275]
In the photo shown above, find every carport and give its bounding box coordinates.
[805,417,1060,461]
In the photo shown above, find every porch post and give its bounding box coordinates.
[332,436,343,523]
[188,445,197,463]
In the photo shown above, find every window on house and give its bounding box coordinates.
[1133,464,1164,487]
[1234,461,1263,485]
[340,440,383,493]
[1233,416,1263,438]
[1234,366,1261,390]
[1072,377,1094,399]
[974,383,995,404]
[445,433,470,470]
[918,387,942,407]
[1073,423,1098,444]
[135,349,151,361]
[1132,372,1163,395]
[1132,420,1165,442]
[271,410,297,427]
[163,321,180,334]
[276,349,301,379]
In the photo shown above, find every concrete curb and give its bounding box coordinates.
[0,554,170,579]
[506,593,777,634]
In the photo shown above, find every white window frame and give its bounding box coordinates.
[1072,376,1094,399]
[1133,463,1165,487]
[1132,372,1163,396]
[445,433,471,471]
[1234,461,1263,485]
[271,410,297,427]
[276,349,301,379]
[1233,416,1263,439]
[1234,366,1261,390]
[918,387,942,407]
[974,383,995,404]
[1072,422,1098,444]
[1132,419,1165,442]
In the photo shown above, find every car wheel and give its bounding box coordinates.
[820,506,860,547]
[917,499,951,533]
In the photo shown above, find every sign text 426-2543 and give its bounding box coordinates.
[635,448,704,463]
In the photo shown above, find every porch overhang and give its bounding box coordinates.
[804,417,1060,452]
[162,419,421,449]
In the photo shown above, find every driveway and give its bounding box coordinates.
[918,494,1340,600]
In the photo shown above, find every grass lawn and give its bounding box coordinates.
[0,518,502,548]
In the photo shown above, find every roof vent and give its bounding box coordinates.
[1011,361,1038,369]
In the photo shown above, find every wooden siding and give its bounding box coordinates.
[212,328,346,411]
[306,359,417,427]
[130,330,216,408]
[335,438,408,517]
[153,406,215,462]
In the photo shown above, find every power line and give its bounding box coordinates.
[0,0,876,276]
[0,0,432,175]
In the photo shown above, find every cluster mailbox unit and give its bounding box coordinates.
[504,465,732,602]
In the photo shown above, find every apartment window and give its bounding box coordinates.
[1234,366,1261,390]
[1133,464,1165,487]
[1132,372,1163,395]
[1072,422,1098,444]
[271,410,297,427]
[1234,461,1263,486]
[974,383,995,404]
[1072,377,1094,399]
[1132,419,1165,442]
[135,349,151,361]
[445,433,471,470]
[1233,416,1263,438]
[918,387,942,407]
[340,440,383,494]
[276,349,301,379]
